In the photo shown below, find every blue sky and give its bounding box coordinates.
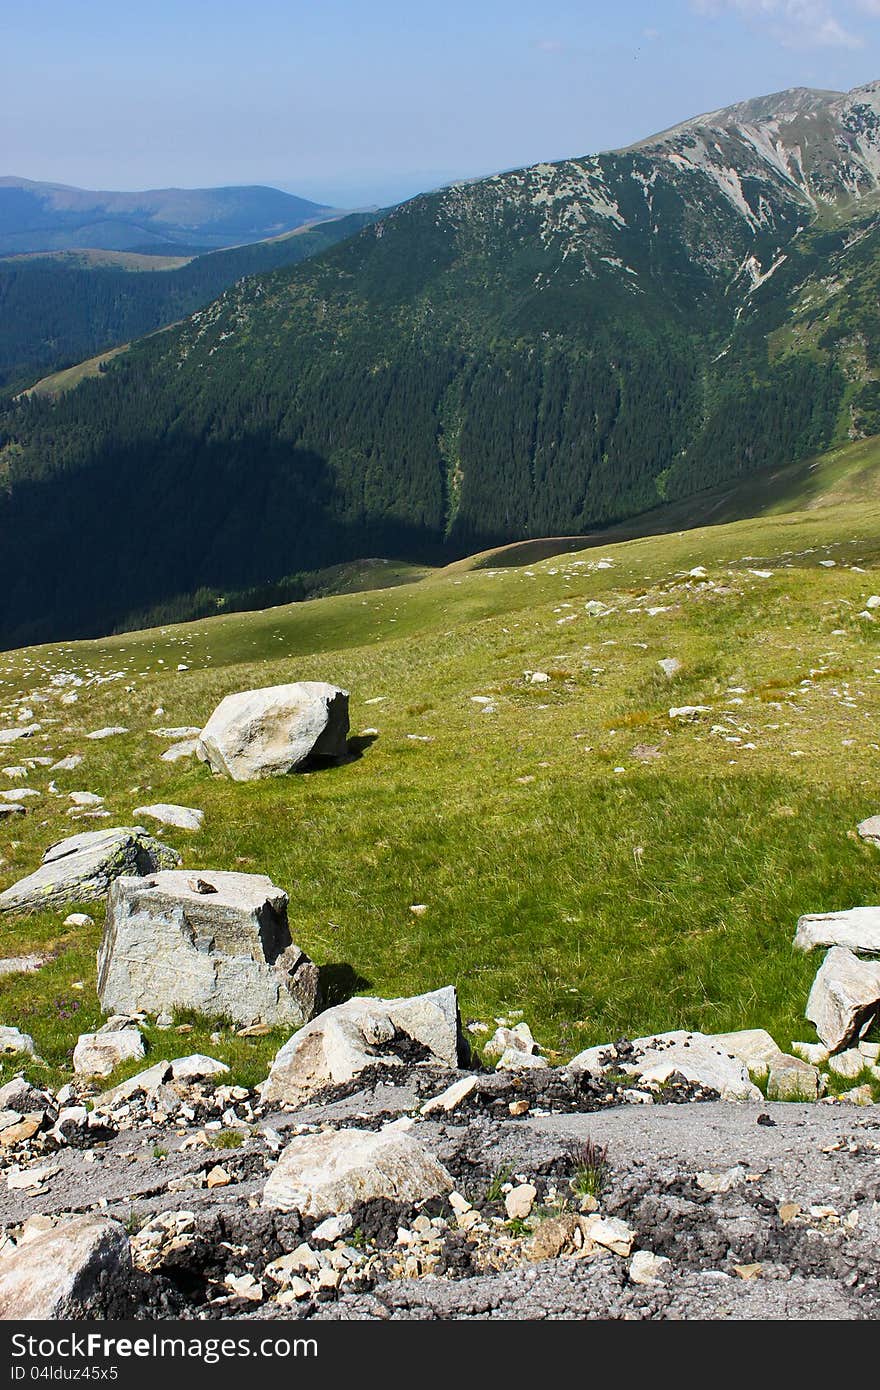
[6,1,880,206]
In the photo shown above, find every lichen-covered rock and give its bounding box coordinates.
[0,827,180,915]
[806,947,880,1051]
[260,985,465,1106]
[97,870,320,1028]
[0,1217,129,1318]
[197,682,349,781]
[263,1127,453,1216]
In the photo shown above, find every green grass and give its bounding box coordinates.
[3,444,880,1088]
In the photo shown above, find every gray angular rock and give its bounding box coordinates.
[0,725,40,746]
[806,946,880,1050]
[160,740,199,763]
[97,870,320,1028]
[73,1028,145,1078]
[0,1217,129,1318]
[0,826,180,915]
[197,681,350,781]
[795,907,880,955]
[857,815,880,847]
[766,1056,820,1101]
[569,1030,762,1101]
[0,804,25,819]
[133,803,204,831]
[263,1126,453,1216]
[260,985,464,1106]
[169,1053,229,1081]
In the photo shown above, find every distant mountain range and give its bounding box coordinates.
[0,178,335,253]
[4,81,880,645]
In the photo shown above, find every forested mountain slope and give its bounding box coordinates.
[0,213,378,390]
[3,82,880,646]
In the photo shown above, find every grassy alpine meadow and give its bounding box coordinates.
[2,440,880,1091]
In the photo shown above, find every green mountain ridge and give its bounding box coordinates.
[3,81,880,646]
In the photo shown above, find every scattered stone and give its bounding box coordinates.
[0,1080,45,1112]
[261,985,464,1106]
[0,826,180,914]
[827,1049,867,1080]
[0,726,40,746]
[85,728,128,741]
[766,1057,820,1101]
[169,1055,230,1082]
[505,1184,536,1220]
[496,1049,549,1071]
[629,1250,672,1285]
[96,1060,172,1109]
[0,789,38,802]
[569,1031,761,1101]
[795,908,880,955]
[658,658,682,679]
[669,706,711,720]
[837,1084,874,1106]
[149,728,201,740]
[161,741,199,763]
[51,755,82,772]
[791,1041,829,1065]
[484,1022,538,1059]
[0,804,25,819]
[196,682,350,781]
[0,1028,35,1057]
[805,947,880,1051]
[206,1166,231,1189]
[857,817,880,848]
[420,1075,478,1115]
[263,1127,453,1217]
[133,804,204,832]
[0,1217,130,1318]
[97,870,320,1029]
[73,1028,145,1079]
[69,792,104,807]
[527,1214,583,1261]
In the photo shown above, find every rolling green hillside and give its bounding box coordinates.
[1,456,879,1088]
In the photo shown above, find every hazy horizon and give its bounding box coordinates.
[8,1,880,207]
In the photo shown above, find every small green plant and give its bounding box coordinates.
[124,1209,144,1235]
[349,1227,367,1250]
[209,1129,244,1149]
[152,1145,168,1160]
[505,1217,531,1237]
[567,1138,610,1200]
[482,1165,515,1205]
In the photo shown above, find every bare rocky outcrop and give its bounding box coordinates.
[0,1216,130,1318]
[196,682,350,781]
[97,870,320,1028]
[260,985,465,1106]
[0,827,180,914]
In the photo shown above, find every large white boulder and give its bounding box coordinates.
[0,1217,129,1318]
[197,682,350,781]
[569,1030,762,1101]
[805,947,880,1051]
[795,908,880,955]
[0,827,180,914]
[97,870,320,1028]
[261,985,464,1106]
[263,1127,453,1216]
